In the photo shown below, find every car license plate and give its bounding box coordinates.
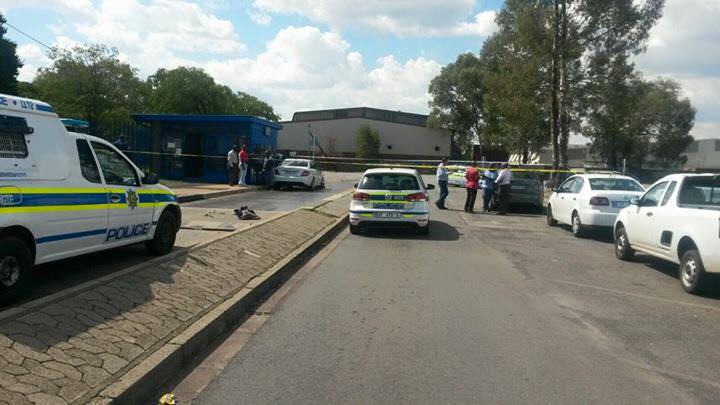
[373,203,404,209]
[613,201,630,208]
[374,211,402,219]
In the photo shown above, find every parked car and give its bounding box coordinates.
[273,159,325,190]
[546,173,645,237]
[348,168,434,236]
[508,171,544,211]
[614,174,720,294]
[448,166,468,187]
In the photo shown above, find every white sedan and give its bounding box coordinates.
[273,159,325,190]
[546,173,645,237]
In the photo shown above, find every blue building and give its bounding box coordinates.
[132,115,282,184]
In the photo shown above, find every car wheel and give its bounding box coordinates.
[418,224,430,236]
[349,224,361,235]
[0,236,33,302]
[571,212,585,237]
[614,226,635,261]
[546,205,558,226]
[146,210,178,255]
[680,249,708,294]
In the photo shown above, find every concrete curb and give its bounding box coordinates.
[177,186,258,203]
[100,209,349,404]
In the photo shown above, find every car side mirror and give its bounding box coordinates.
[144,171,160,185]
[629,197,640,206]
[426,184,436,190]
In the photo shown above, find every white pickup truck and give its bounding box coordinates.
[614,174,720,294]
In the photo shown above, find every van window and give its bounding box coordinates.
[91,142,139,187]
[678,176,720,208]
[0,115,32,159]
[76,140,101,183]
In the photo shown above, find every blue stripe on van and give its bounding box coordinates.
[20,193,109,206]
[36,229,108,244]
[35,104,55,113]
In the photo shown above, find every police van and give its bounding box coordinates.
[0,94,181,299]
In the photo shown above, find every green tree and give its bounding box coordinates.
[0,13,22,94]
[228,91,280,121]
[146,67,279,121]
[583,55,694,169]
[481,4,551,162]
[16,81,40,99]
[33,44,146,123]
[355,125,381,159]
[428,53,487,158]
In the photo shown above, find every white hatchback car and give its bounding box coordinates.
[273,158,325,190]
[547,173,645,237]
[349,168,434,235]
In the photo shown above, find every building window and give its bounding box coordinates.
[434,146,440,152]
[387,145,393,150]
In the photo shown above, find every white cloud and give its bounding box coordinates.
[203,26,443,119]
[250,0,497,37]
[635,0,720,139]
[16,43,50,82]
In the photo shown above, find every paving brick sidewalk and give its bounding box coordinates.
[0,202,347,404]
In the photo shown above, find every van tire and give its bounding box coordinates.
[147,211,178,256]
[0,236,33,302]
[350,224,361,235]
[614,226,635,261]
[680,250,708,294]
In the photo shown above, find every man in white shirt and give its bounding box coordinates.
[435,157,450,210]
[495,162,512,215]
[227,145,240,186]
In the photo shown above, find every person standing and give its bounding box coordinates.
[227,145,240,186]
[495,162,512,215]
[238,145,249,186]
[435,157,450,210]
[481,163,498,212]
[464,161,480,213]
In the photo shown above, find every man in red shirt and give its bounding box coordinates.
[464,161,480,213]
[238,145,249,186]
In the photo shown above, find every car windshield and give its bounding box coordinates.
[281,160,309,168]
[589,178,644,192]
[359,173,420,190]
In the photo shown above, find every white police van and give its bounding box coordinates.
[0,94,181,299]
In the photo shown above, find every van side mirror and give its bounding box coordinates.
[354,183,359,188]
[144,172,160,185]
[629,197,640,206]
[426,184,436,190]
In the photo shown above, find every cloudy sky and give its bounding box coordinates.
[1,0,718,139]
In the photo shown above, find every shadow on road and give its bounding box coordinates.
[360,220,460,242]
[634,254,720,299]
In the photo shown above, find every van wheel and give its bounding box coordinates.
[547,205,558,226]
[680,250,708,294]
[0,236,33,302]
[147,211,178,255]
[614,226,635,261]
[350,224,361,235]
[418,224,430,237]
[571,212,585,237]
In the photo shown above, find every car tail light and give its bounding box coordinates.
[590,196,610,206]
[301,170,310,177]
[353,191,370,201]
[406,192,427,202]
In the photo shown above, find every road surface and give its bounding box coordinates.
[193,187,720,404]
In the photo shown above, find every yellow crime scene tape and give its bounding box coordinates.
[121,150,579,173]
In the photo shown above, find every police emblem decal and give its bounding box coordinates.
[385,194,392,201]
[127,189,139,210]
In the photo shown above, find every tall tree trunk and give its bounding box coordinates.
[558,0,570,169]
[550,0,561,185]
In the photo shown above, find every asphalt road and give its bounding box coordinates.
[183,171,359,211]
[3,172,358,308]
[196,187,720,404]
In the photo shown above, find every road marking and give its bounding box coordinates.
[548,278,720,313]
